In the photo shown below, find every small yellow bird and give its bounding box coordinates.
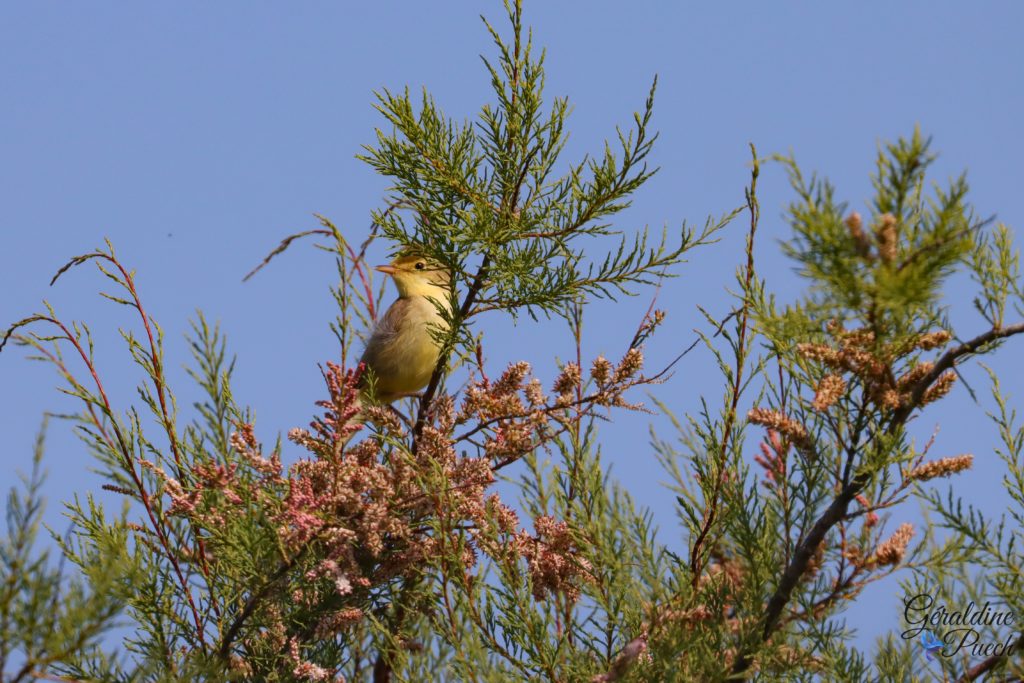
[359,254,453,403]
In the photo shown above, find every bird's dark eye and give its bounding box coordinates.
[415,262,425,270]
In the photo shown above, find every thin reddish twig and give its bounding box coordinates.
[53,250,223,620]
[7,317,208,647]
[689,149,760,587]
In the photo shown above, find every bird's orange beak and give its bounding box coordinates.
[375,264,398,275]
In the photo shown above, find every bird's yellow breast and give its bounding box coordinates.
[385,299,442,390]
[361,294,448,400]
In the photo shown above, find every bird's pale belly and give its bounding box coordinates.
[371,301,445,397]
[376,331,440,395]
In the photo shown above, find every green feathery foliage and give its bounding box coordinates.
[652,129,1024,680]
[1,419,139,683]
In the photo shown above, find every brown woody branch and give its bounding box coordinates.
[894,321,1024,423]
[730,320,1024,677]
[959,633,1022,682]
[411,254,491,453]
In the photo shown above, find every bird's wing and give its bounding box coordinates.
[359,298,411,370]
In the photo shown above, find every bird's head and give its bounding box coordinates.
[375,254,452,299]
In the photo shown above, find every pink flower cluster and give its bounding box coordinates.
[149,347,650,658]
[515,516,594,602]
[753,429,787,486]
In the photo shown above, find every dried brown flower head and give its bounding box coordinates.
[871,522,914,567]
[905,454,973,482]
[614,348,644,383]
[524,378,546,406]
[552,362,582,404]
[812,374,846,411]
[896,361,935,392]
[798,321,960,415]
[796,342,843,368]
[916,330,952,351]
[845,211,873,259]
[922,371,957,405]
[874,213,899,264]
[747,408,812,454]
[590,355,613,385]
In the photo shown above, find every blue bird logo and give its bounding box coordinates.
[920,630,943,660]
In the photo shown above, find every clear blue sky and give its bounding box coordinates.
[3,0,1023,662]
